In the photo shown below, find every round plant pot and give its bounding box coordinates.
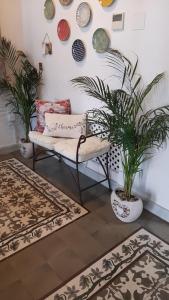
[111,189,143,223]
[19,140,33,159]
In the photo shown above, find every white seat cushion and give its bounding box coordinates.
[53,136,110,162]
[29,131,110,162]
[29,131,57,150]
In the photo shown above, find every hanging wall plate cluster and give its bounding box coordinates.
[57,19,70,41]
[76,2,92,28]
[99,0,114,7]
[43,0,122,62]
[44,0,55,20]
[59,0,73,6]
[92,28,110,53]
[72,39,86,62]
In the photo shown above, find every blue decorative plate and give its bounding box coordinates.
[72,39,86,62]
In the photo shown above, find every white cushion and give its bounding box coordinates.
[53,136,110,162]
[29,131,110,162]
[29,131,56,150]
[43,113,86,139]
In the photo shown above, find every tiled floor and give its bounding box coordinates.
[0,152,169,300]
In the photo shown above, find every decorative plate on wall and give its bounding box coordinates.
[44,0,55,20]
[57,19,70,41]
[72,39,86,62]
[99,0,114,7]
[76,2,92,28]
[59,0,73,6]
[92,28,110,53]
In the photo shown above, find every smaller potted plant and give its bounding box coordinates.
[0,37,42,158]
[72,49,169,222]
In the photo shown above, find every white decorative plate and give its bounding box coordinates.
[76,2,91,28]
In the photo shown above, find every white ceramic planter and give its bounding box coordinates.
[19,140,33,159]
[111,189,143,223]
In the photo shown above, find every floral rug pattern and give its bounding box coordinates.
[0,158,88,261]
[46,228,169,300]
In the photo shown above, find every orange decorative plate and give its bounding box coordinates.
[57,19,70,41]
[99,0,114,7]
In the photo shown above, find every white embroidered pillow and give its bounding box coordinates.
[43,113,86,138]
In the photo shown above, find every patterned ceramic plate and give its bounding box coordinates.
[44,0,55,20]
[59,0,73,6]
[57,19,70,41]
[99,0,114,7]
[76,2,91,28]
[72,39,86,62]
[92,28,110,53]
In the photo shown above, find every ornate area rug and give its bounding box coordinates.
[0,158,88,261]
[46,228,169,300]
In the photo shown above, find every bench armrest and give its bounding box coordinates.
[76,130,109,163]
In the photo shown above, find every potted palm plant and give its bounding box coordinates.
[72,49,169,222]
[0,37,42,158]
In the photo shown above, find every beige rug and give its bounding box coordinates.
[0,158,88,261]
[46,228,169,300]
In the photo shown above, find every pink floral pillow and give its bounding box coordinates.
[35,99,71,132]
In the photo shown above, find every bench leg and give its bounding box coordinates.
[76,162,83,206]
[106,152,111,191]
[97,153,111,191]
[32,143,36,171]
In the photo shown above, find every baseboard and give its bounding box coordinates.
[62,158,118,190]
[144,200,169,223]
[0,144,19,155]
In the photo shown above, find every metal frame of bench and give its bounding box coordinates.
[31,130,111,205]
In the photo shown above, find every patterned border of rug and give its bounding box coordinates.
[0,158,88,261]
[45,228,169,299]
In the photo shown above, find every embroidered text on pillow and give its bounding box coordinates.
[43,113,86,139]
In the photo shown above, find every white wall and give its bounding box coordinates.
[2,0,169,213]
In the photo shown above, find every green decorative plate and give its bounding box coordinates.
[92,28,110,53]
[44,0,55,20]
[59,0,73,6]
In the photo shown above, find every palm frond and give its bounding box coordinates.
[0,37,25,73]
[142,73,165,100]
[71,76,111,104]
[137,106,169,151]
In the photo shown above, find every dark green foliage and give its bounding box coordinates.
[72,49,169,199]
[0,37,42,142]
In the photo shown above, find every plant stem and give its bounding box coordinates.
[122,150,136,199]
